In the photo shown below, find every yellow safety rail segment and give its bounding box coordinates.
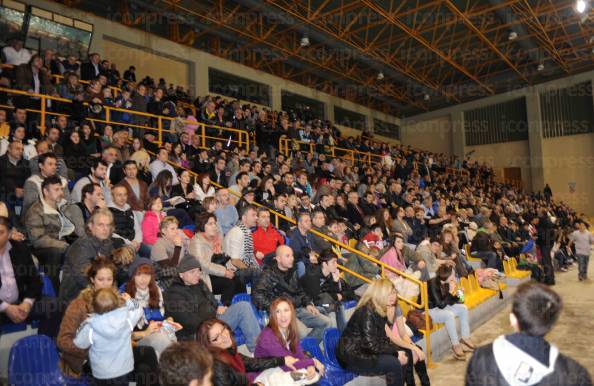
[141,147,435,366]
[278,137,384,167]
[0,87,249,150]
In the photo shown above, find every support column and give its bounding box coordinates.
[450,111,465,159]
[271,84,282,111]
[526,91,544,193]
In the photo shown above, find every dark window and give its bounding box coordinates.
[208,68,271,106]
[373,118,400,140]
[334,106,366,130]
[464,98,528,146]
[281,90,325,120]
[540,81,594,138]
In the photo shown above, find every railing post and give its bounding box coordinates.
[157,117,163,145]
[40,95,46,136]
[105,106,110,126]
[423,282,435,368]
[201,124,206,148]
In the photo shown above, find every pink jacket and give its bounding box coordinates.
[141,211,165,245]
[380,247,407,279]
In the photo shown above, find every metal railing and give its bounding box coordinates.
[143,147,434,366]
[278,137,385,166]
[0,87,249,150]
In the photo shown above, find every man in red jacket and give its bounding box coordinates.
[252,207,284,266]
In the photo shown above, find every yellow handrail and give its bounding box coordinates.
[278,137,384,166]
[0,87,249,150]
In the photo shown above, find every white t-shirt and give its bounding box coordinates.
[2,46,31,66]
[569,230,594,256]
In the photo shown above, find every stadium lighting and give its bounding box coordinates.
[377,71,384,80]
[577,0,587,13]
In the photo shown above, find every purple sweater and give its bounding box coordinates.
[254,327,314,371]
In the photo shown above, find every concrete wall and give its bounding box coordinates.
[23,0,400,135]
[401,115,452,154]
[541,133,594,215]
[465,140,532,191]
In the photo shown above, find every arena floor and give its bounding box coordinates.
[428,262,594,386]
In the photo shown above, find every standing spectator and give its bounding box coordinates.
[80,53,102,81]
[2,36,31,66]
[568,220,594,282]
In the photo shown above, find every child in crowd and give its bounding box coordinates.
[74,288,144,385]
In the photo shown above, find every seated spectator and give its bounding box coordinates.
[271,193,292,233]
[252,245,331,341]
[228,172,251,206]
[470,221,502,270]
[29,140,68,179]
[163,256,261,352]
[189,213,243,306]
[22,152,70,215]
[223,205,261,284]
[254,297,325,381]
[255,176,276,203]
[214,189,238,235]
[0,140,30,205]
[62,129,88,178]
[23,175,82,291]
[336,278,408,386]
[149,169,193,227]
[2,36,31,66]
[465,282,592,386]
[345,191,365,231]
[59,209,115,305]
[198,319,296,386]
[427,265,474,360]
[101,145,124,185]
[386,296,431,386]
[150,216,190,290]
[408,208,429,246]
[310,209,333,255]
[141,197,166,246]
[109,185,144,254]
[0,217,59,337]
[392,206,413,243]
[193,172,216,203]
[252,207,285,266]
[159,342,213,386]
[209,156,228,188]
[381,233,429,287]
[71,158,112,204]
[73,287,144,385]
[286,212,317,278]
[416,237,454,279]
[300,249,356,331]
[149,148,179,185]
[117,160,149,212]
[74,182,106,225]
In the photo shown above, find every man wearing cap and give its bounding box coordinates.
[163,256,261,351]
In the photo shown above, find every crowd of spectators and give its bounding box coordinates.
[0,44,591,386]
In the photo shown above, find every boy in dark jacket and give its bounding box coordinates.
[300,249,357,331]
[466,282,592,386]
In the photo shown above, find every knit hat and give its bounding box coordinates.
[177,255,202,273]
[127,257,153,278]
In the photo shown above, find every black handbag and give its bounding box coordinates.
[211,253,231,266]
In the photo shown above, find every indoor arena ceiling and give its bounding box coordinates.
[61,0,594,117]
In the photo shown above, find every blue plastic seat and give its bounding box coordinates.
[41,274,56,298]
[8,335,88,386]
[231,293,266,328]
[342,300,357,309]
[300,337,336,386]
[322,328,356,386]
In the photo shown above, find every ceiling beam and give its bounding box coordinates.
[360,0,494,94]
[442,0,530,84]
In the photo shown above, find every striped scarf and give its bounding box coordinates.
[238,222,258,268]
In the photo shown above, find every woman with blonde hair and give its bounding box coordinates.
[336,278,408,386]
